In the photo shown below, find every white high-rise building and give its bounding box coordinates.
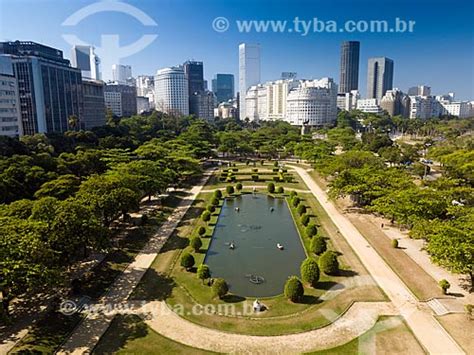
[112,64,132,85]
[239,43,261,119]
[136,75,155,108]
[154,66,189,115]
[337,90,360,111]
[70,45,100,80]
[286,78,338,126]
[0,55,22,137]
[436,93,473,118]
[409,96,441,119]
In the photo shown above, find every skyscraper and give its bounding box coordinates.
[154,66,189,115]
[239,43,261,119]
[211,74,234,103]
[112,64,132,85]
[71,45,100,80]
[0,41,83,135]
[0,55,22,137]
[367,57,394,100]
[407,85,431,96]
[339,41,360,94]
[183,61,204,95]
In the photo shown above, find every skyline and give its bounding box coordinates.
[0,0,473,100]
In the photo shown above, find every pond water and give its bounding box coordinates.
[204,193,307,297]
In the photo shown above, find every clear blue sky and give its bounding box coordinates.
[1,0,473,99]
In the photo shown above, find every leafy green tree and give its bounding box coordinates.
[310,236,327,255]
[276,186,284,194]
[236,182,243,192]
[319,251,339,275]
[211,197,220,206]
[284,276,304,302]
[300,258,320,287]
[291,196,301,207]
[212,278,229,299]
[305,224,317,238]
[190,237,203,253]
[197,226,206,236]
[226,185,234,194]
[300,214,310,226]
[34,174,80,200]
[180,253,195,271]
[213,190,222,199]
[201,211,211,223]
[267,182,275,193]
[207,205,216,213]
[297,204,307,215]
[391,239,399,248]
[439,279,450,294]
[197,264,211,284]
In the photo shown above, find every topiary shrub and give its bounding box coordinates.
[252,174,259,181]
[276,186,284,194]
[300,214,310,226]
[180,252,195,271]
[226,185,234,195]
[267,182,275,193]
[236,183,243,192]
[273,161,279,167]
[284,276,304,302]
[190,237,203,252]
[319,250,339,275]
[260,160,265,165]
[305,223,317,238]
[289,190,297,198]
[297,204,307,215]
[291,196,301,207]
[272,176,280,182]
[213,190,222,199]
[310,236,327,255]
[391,239,399,248]
[272,168,279,173]
[197,264,211,284]
[232,168,238,172]
[197,226,206,236]
[211,197,220,206]
[201,211,211,223]
[206,205,216,213]
[439,279,450,294]
[212,278,229,299]
[300,258,320,287]
[252,168,258,173]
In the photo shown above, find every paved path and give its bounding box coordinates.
[289,165,464,355]
[141,301,397,354]
[58,171,213,355]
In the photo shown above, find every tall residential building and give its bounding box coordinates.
[112,64,132,85]
[239,43,261,119]
[154,66,189,115]
[104,83,137,117]
[436,93,473,118]
[367,57,394,100]
[0,55,22,137]
[380,89,410,117]
[211,74,234,103]
[70,45,100,80]
[0,41,83,135]
[408,85,431,96]
[82,78,105,129]
[190,91,215,121]
[286,78,338,127]
[409,95,441,119]
[339,41,360,94]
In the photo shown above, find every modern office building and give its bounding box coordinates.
[183,61,204,95]
[154,66,189,115]
[367,57,394,100]
[211,74,234,103]
[184,61,205,116]
[112,64,132,85]
[71,45,100,80]
[190,90,215,121]
[82,78,105,129]
[339,41,360,94]
[380,89,410,117]
[408,85,431,96]
[0,55,22,137]
[104,83,137,117]
[239,43,261,119]
[0,41,83,135]
[285,78,338,127]
[357,98,383,114]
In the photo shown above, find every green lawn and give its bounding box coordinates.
[93,314,216,354]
